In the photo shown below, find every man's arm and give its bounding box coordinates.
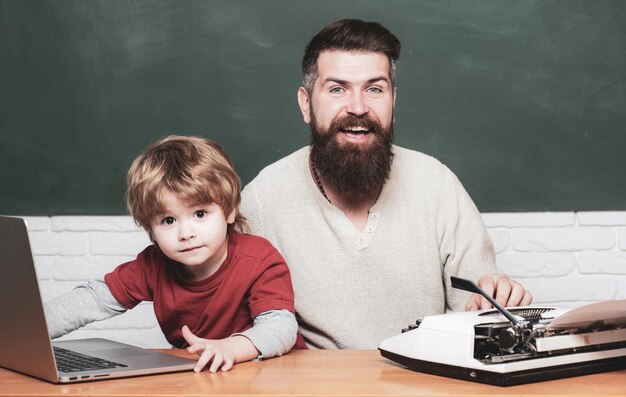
[240,183,264,235]
[438,166,532,311]
[44,279,127,338]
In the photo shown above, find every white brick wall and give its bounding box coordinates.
[483,212,626,308]
[24,216,168,348]
[21,212,626,348]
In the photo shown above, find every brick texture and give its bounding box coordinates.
[20,212,626,348]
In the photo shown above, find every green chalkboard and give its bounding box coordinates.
[1,0,625,214]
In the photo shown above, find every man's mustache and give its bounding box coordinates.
[328,115,383,134]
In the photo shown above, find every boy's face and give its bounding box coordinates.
[150,190,235,282]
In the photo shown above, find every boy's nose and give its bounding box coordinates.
[178,224,196,241]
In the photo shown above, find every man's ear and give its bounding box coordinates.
[297,87,312,124]
[392,86,397,123]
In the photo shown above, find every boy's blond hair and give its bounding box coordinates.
[127,135,247,234]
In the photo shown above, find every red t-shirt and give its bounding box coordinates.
[105,232,304,349]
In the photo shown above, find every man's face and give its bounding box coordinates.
[299,50,396,147]
[298,51,396,195]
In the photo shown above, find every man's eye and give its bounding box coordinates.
[330,87,344,94]
[162,217,175,225]
[367,87,383,93]
[195,210,206,218]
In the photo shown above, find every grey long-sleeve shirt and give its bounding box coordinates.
[44,279,297,358]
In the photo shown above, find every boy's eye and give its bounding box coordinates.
[195,210,206,218]
[161,217,175,225]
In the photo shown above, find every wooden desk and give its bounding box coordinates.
[1,349,625,396]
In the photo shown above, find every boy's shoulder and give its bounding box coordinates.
[137,244,168,263]
[230,232,284,262]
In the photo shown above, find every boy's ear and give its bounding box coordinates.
[226,209,236,224]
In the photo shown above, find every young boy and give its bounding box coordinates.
[45,135,304,373]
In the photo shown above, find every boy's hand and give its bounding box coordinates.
[182,325,258,373]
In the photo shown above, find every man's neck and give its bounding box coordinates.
[327,187,379,231]
[310,167,379,230]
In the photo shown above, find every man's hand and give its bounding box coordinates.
[182,325,258,373]
[464,273,532,311]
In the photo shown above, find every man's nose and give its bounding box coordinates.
[345,91,369,116]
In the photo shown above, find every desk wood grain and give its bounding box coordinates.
[1,349,625,396]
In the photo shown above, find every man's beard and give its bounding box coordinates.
[309,112,394,196]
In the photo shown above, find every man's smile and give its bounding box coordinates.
[338,127,372,143]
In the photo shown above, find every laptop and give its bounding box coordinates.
[0,215,196,383]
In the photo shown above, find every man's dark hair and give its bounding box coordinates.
[302,19,401,94]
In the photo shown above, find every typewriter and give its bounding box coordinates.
[379,277,626,386]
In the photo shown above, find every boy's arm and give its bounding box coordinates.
[235,309,298,358]
[182,326,259,373]
[44,279,126,338]
[181,309,298,373]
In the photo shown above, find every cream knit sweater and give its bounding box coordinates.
[241,145,496,349]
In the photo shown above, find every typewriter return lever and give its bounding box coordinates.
[451,276,533,352]
[450,276,524,327]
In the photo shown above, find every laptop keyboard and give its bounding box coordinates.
[53,346,128,373]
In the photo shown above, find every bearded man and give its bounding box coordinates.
[241,19,532,349]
